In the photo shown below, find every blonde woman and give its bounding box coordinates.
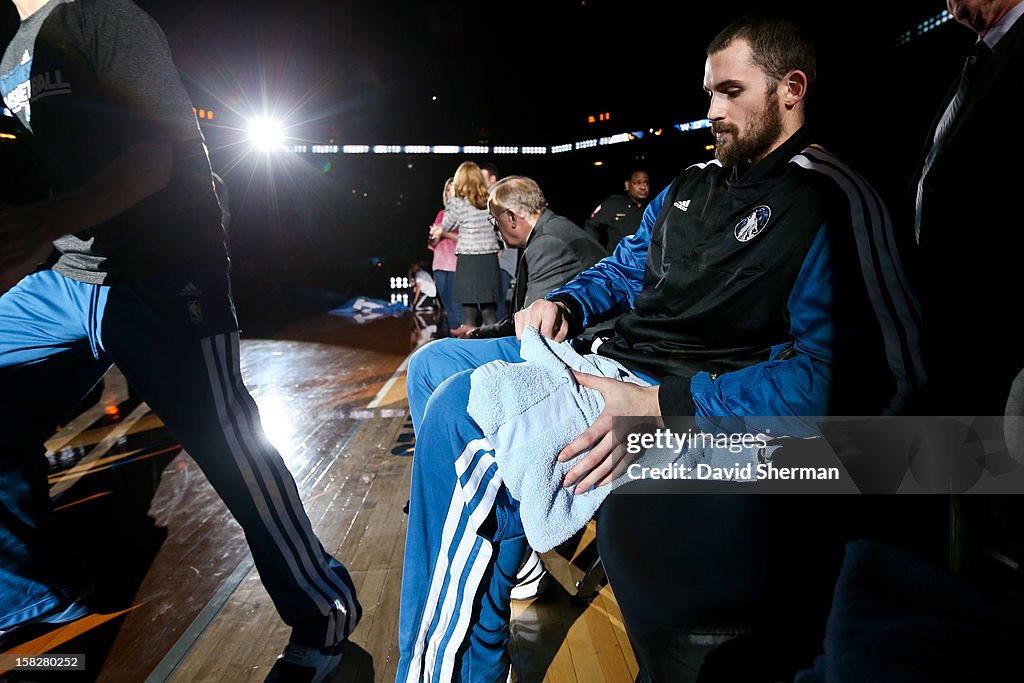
[428,177,462,331]
[435,161,501,335]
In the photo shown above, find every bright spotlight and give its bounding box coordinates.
[247,117,284,151]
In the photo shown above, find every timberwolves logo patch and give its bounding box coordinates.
[734,206,771,242]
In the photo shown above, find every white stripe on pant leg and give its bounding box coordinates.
[409,441,499,682]
[216,332,356,643]
[438,537,496,683]
[200,336,336,635]
[422,466,502,680]
[406,439,501,683]
[219,332,358,641]
[406,487,467,683]
[203,335,336,618]
[458,450,506,534]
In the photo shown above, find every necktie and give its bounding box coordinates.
[915,41,993,241]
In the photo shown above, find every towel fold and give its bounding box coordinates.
[467,327,649,552]
[467,327,769,552]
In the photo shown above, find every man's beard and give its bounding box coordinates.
[712,91,784,167]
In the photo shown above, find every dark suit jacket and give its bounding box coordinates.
[473,210,605,338]
[914,16,1024,414]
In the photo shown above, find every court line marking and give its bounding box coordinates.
[366,352,413,409]
[143,557,255,683]
[144,410,390,682]
[48,401,155,502]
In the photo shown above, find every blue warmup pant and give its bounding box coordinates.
[406,337,522,434]
[399,337,550,682]
[398,370,528,683]
[401,336,665,681]
[0,269,360,647]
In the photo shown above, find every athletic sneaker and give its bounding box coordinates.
[264,641,345,683]
[509,549,549,601]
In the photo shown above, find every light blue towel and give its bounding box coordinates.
[467,327,650,552]
[466,327,776,552]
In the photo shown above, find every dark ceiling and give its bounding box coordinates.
[116,0,957,145]
[0,0,979,319]
[1,0,971,167]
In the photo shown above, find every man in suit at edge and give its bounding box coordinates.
[913,0,1024,416]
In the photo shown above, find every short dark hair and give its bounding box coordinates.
[707,13,816,93]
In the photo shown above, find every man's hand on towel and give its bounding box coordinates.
[558,371,662,494]
[515,299,572,342]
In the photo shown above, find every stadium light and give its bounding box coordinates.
[247,116,285,152]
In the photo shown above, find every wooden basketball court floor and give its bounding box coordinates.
[0,312,639,683]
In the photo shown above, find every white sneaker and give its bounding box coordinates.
[509,550,549,601]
